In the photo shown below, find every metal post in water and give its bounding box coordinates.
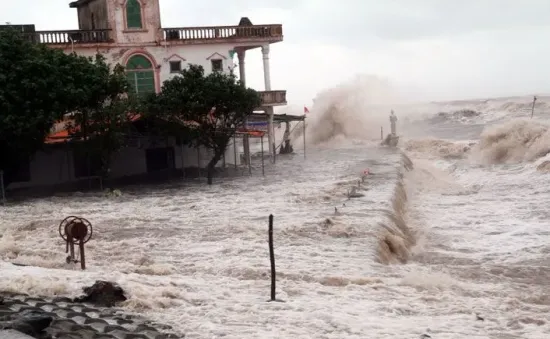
[248,139,252,175]
[531,95,537,118]
[261,134,265,176]
[0,170,5,206]
[233,134,237,170]
[181,136,186,178]
[303,120,306,159]
[268,214,278,302]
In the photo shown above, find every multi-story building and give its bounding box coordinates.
[6,0,286,192]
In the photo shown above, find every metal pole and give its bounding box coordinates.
[233,133,237,169]
[0,170,5,206]
[531,95,537,118]
[273,125,277,164]
[247,134,252,175]
[303,120,306,159]
[261,134,265,176]
[268,214,276,301]
[248,139,252,175]
[181,137,185,178]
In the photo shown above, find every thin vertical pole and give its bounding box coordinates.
[273,130,276,164]
[0,170,5,206]
[247,134,252,175]
[181,137,185,178]
[233,133,237,169]
[248,138,252,175]
[261,134,265,176]
[268,214,276,301]
[303,120,306,159]
[79,239,86,270]
[531,95,537,118]
[381,126,383,140]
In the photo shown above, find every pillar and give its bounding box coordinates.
[262,44,275,161]
[237,49,250,165]
[237,50,246,86]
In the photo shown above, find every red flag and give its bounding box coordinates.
[304,106,309,113]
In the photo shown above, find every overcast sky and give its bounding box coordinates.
[2,0,550,105]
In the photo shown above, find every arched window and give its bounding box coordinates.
[126,55,155,95]
[126,0,143,29]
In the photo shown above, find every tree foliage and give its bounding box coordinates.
[0,28,133,187]
[144,64,261,184]
[67,55,135,179]
[0,29,88,184]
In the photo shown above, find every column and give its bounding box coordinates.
[237,50,246,86]
[237,49,250,165]
[262,44,275,161]
[261,45,272,90]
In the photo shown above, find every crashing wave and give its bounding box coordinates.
[470,118,550,164]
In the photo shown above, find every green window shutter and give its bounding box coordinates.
[136,71,155,94]
[126,0,143,29]
[125,55,155,95]
[126,55,153,70]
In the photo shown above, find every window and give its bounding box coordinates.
[126,0,143,29]
[126,55,155,95]
[211,59,223,72]
[169,61,182,73]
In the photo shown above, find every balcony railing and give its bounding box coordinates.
[25,29,112,44]
[259,90,287,106]
[162,24,283,43]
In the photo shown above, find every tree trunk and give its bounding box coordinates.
[206,150,223,185]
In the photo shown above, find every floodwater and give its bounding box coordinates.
[1,92,550,338]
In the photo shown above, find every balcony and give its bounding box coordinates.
[162,24,283,44]
[259,90,287,107]
[25,29,112,44]
[23,24,282,46]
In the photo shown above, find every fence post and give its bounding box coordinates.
[267,214,284,302]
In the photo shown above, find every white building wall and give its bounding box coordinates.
[8,141,242,190]
[71,44,236,84]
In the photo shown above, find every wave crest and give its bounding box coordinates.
[471,119,550,164]
[404,138,473,159]
[304,75,403,144]
[376,153,416,265]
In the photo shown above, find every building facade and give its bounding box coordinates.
[6,0,286,191]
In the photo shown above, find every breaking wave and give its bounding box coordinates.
[404,138,475,159]
[470,118,550,164]
[303,74,405,144]
[376,153,415,265]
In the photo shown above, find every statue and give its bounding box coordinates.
[381,110,399,147]
[390,110,397,135]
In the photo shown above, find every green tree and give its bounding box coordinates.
[67,55,134,180]
[0,28,95,187]
[0,28,133,191]
[145,64,261,184]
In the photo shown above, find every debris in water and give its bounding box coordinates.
[73,280,127,307]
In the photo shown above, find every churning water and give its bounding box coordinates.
[1,76,550,339]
